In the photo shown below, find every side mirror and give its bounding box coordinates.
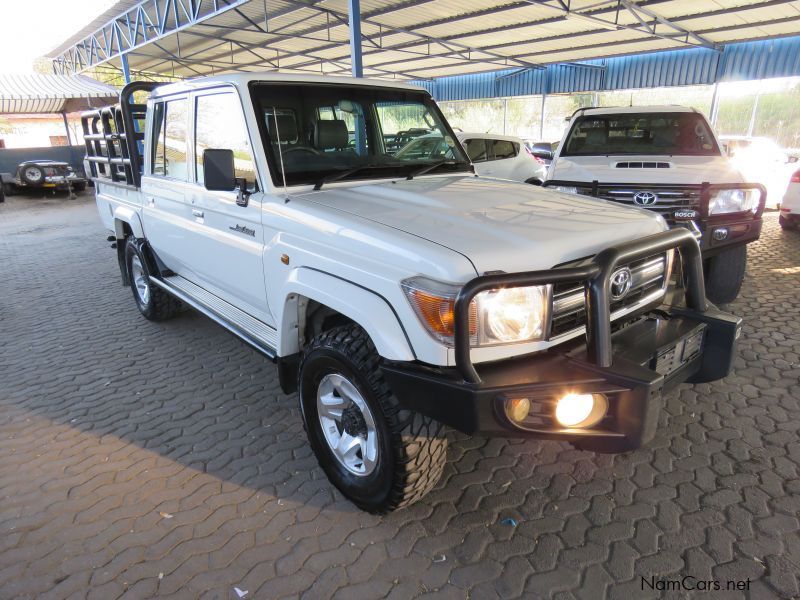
[203,149,236,191]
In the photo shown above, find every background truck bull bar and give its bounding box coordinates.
[453,228,707,384]
[542,181,767,219]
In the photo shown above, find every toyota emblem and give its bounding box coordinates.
[610,267,633,300]
[633,191,658,206]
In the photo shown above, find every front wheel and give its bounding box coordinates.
[704,245,747,304]
[780,215,796,230]
[298,324,447,513]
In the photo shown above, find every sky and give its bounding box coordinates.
[0,0,116,74]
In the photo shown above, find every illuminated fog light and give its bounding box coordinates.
[505,397,531,422]
[555,393,608,428]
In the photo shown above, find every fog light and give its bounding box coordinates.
[506,397,531,422]
[712,228,729,241]
[555,393,608,428]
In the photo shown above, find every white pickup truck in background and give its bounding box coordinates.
[82,75,740,513]
[545,106,766,304]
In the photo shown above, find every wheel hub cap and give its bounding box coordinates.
[130,255,150,305]
[317,373,378,476]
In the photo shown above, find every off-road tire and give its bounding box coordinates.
[299,324,447,513]
[779,215,796,231]
[72,181,87,193]
[704,245,747,304]
[124,237,182,320]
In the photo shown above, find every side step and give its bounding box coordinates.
[150,275,278,361]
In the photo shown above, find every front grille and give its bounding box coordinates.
[550,253,668,338]
[596,185,702,224]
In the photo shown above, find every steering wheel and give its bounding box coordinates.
[283,146,322,156]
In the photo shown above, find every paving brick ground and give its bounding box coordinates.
[1,192,799,599]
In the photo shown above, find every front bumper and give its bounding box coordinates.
[382,303,740,452]
[542,180,766,256]
[382,228,741,453]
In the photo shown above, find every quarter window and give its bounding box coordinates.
[151,98,188,179]
[194,93,255,184]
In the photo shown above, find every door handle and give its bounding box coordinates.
[147,196,155,207]
[192,209,204,218]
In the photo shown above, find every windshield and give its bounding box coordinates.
[562,112,720,157]
[249,83,469,187]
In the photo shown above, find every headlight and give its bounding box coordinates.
[475,285,547,345]
[708,188,759,215]
[401,276,548,347]
[551,185,578,194]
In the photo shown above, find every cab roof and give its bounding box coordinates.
[573,105,699,118]
[151,72,427,99]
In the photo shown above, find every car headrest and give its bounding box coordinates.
[267,113,298,143]
[314,120,349,149]
[585,129,607,146]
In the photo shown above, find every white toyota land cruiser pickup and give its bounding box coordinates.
[544,106,766,304]
[82,76,740,513]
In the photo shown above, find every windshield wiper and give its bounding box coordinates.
[406,160,462,180]
[313,166,370,191]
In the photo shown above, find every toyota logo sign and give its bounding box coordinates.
[610,267,633,300]
[633,191,658,206]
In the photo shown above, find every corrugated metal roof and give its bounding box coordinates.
[412,36,800,100]
[47,0,800,81]
[0,74,118,114]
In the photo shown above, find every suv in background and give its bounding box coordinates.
[545,106,766,304]
[1,159,87,196]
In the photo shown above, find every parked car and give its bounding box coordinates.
[780,168,800,230]
[395,132,547,183]
[83,77,740,513]
[545,106,766,304]
[1,159,87,196]
[459,133,547,183]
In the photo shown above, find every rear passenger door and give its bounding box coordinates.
[141,96,194,272]
[184,89,270,322]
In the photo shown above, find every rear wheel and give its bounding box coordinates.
[298,324,447,513]
[779,215,796,230]
[124,238,182,320]
[704,245,747,304]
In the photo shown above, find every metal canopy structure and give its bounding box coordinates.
[0,74,119,114]
[47,0,800,81]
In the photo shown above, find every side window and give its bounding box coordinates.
[464,138,488,162]
[151,102,166,175]
[195,93,256,184]
[491,139,518,160]
[151,98,188,179]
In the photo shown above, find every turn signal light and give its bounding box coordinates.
[554,393,608,428]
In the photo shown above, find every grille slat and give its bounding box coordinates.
[597,185,702,225]
[550,253,668,338]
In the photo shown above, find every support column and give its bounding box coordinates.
[348,0,363,78]
[121,52,131,84]
[709,82,720,126]
[747,92,760,137]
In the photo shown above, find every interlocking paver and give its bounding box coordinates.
[2,193,800,598]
